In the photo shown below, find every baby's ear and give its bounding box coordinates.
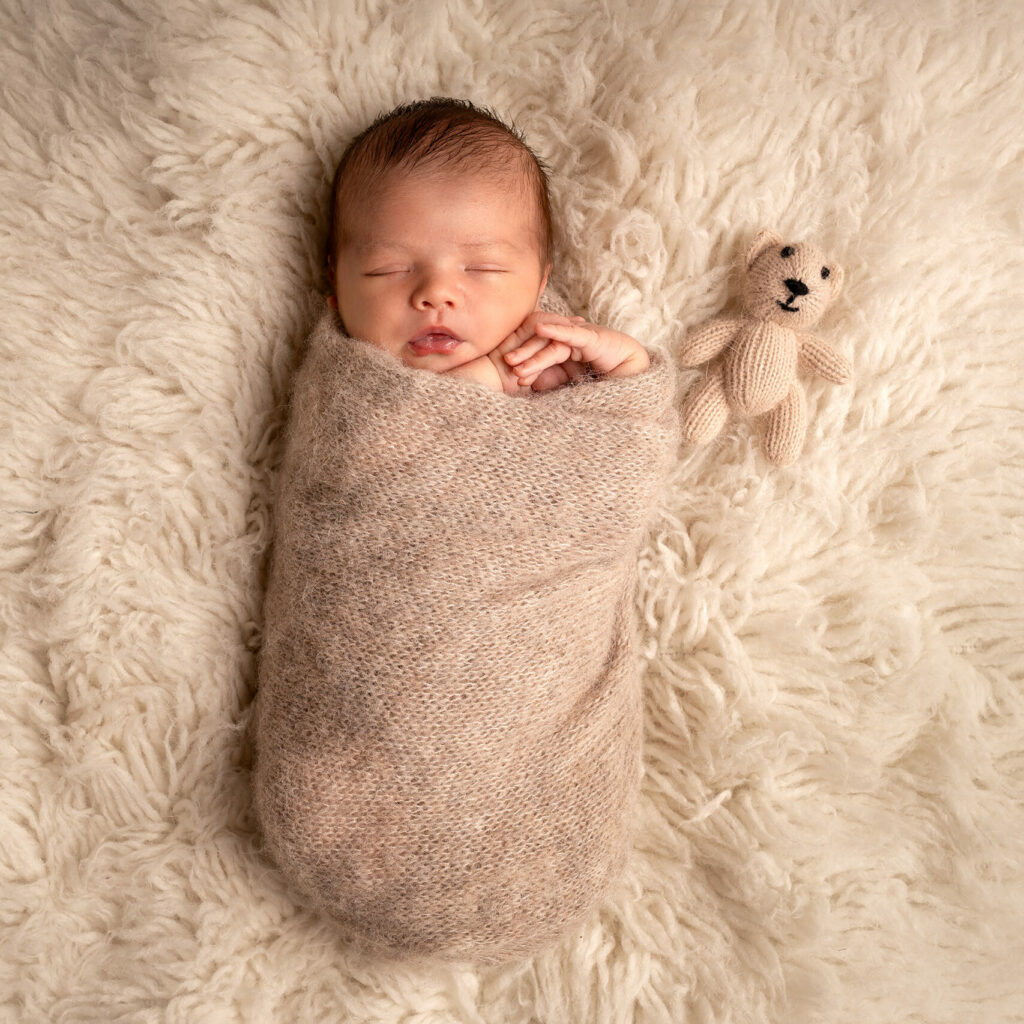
[325,253,338,306]
[746,228,783,270]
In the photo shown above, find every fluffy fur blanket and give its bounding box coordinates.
[2,1,1023,1022]
[252,307,678,963]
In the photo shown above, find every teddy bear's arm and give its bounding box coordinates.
[797,333,852,384]
[678,318,744,367]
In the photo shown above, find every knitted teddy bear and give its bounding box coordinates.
[679,228,851,465]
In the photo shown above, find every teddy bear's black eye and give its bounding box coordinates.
[821,267,830,279]
[780,246,794,258]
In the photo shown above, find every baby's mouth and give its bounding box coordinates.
[409,327,463,354]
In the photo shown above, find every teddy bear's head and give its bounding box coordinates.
[741,228,844,329]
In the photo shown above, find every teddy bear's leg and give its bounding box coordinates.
[762,382,807,465]
[681,366,730,446]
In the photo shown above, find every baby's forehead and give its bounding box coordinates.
[362,162,533,206]
[332,156,550,269]
[343,165,542,237]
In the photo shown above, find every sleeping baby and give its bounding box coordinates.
[252,97,680,964]
[324,97,650,393]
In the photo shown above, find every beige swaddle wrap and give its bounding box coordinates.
[252,306,679,962]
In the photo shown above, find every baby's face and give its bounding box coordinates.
[332,169,550,369]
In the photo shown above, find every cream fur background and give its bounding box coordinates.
[2,0,1022,1021]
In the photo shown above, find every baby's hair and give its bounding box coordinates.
[325,97,553,285]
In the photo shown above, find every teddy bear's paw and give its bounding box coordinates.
[799,335,852,385]
[678,319,739,368]
[761,383,807,465]
[681,370,730,446]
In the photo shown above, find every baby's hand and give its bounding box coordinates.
[499,311,650,391]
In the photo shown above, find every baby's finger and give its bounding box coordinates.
[530,363,573,391]
[562,359,591,382]
[504,336,549,365]
[511,339,572,377]
[510,312,577,344]
[531,320,598,361]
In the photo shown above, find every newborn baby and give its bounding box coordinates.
[252,97,679,964]
[324,97,650,393]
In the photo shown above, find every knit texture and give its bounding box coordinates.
[679,231,850,465]
[251,307,680,963]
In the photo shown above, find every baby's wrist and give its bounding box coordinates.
[599,338,650,379]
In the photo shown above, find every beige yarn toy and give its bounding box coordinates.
[679,228,851,465]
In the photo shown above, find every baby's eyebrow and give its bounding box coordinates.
[460,240,521,251]
[352,240,406,253]
[353,239,522,254]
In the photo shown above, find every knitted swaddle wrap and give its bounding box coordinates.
[252,308,679,963]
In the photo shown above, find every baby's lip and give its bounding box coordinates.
[408,325,463,353]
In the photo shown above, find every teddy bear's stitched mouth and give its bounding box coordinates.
[777,299,800,312]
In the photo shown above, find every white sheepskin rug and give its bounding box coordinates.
[3,1,1022,1021]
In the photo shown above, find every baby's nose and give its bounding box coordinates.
[784,278,809,297]
[412,272,459,309]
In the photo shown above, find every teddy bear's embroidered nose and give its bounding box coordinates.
[784,278,809,296]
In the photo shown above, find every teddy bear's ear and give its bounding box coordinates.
[745,228,783,270]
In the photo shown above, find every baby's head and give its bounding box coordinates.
[326,98,552,368]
